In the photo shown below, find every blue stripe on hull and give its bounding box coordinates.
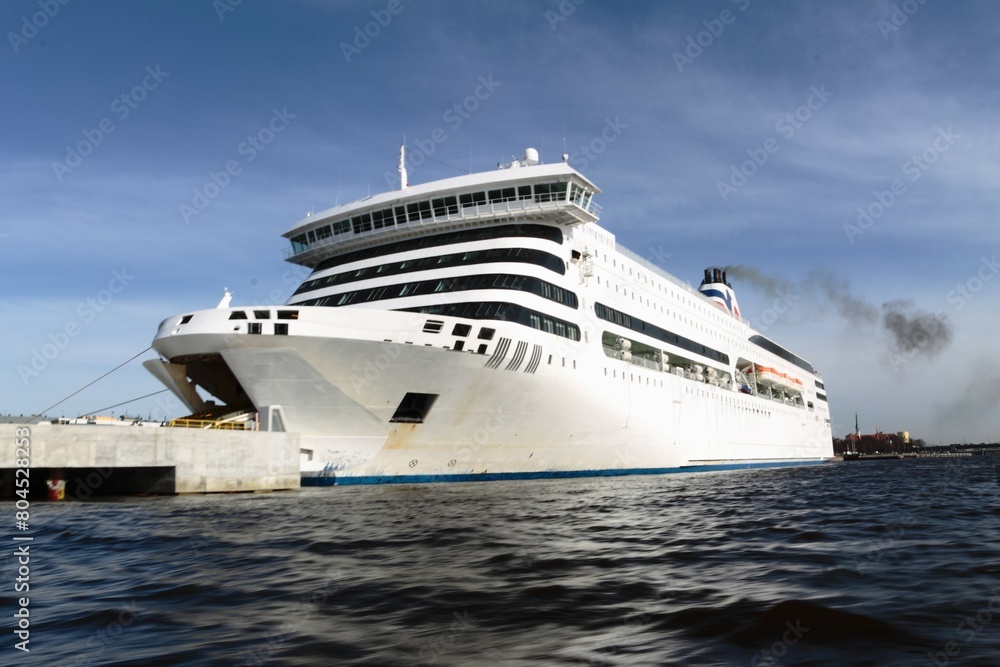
[301,459,828,486]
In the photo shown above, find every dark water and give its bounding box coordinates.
[6,457,1000,666]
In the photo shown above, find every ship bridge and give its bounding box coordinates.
[283,156,601,269]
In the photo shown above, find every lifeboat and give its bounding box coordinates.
[774,372,796,392]
[743,364,782,387]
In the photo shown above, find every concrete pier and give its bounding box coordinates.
[1,423,300,498]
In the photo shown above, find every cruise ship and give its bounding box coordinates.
[147,147,834,484]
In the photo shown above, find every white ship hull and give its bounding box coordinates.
[150,306,832,485]
[149,150,833,484]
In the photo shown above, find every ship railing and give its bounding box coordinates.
[284,196,601,260]
[168,418,251,430]
[602,345,662,371]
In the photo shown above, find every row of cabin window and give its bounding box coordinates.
[292,247,565,297]
[400,301,581,341]
[228,310,299,320]
[295,273,579,310]
[290,183,572,252]
[310,224,563,273]
[594,302,730,366]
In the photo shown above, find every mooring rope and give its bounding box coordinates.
[23,346,154,424]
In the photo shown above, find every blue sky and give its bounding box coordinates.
[2,0,998,443]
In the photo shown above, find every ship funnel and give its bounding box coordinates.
[698,267,741,319]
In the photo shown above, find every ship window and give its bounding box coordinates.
[406,202,420,221]
[248,322,262,335]
[372,209,391,229]
[422,320,444,334]
[277,311,299,320]
[228,311,248,320]
[253,310,270,319]
[534,183,551,200]
[333,220,350,235]
[394,206,408,225]
[454,340,465,351]
[518,185,532,199]
[180,315,193,324]
[452,324,471,337]
[431,196,458,216]
[389,392,438,423]
[488,189,503,203]
[478,327,495,340]
[477,344,488,354]
[418,201,432,219]
[460,191,487,208]
[274,323,288,335]
[307,230,316,243]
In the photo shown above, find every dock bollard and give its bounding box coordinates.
[46,477,66,501]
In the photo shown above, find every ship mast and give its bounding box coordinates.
[398,142,408,190]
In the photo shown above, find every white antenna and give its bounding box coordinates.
[398,142,408,189]
[216,287,232,309]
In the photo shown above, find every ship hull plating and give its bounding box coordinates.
[151,307,833,485]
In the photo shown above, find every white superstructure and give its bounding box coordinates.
[148,148,834,484]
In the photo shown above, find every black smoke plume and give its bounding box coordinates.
[723,265,953,360]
